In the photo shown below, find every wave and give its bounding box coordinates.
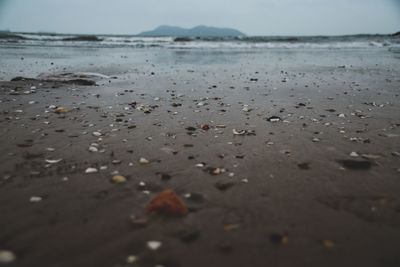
[0,32,399,50]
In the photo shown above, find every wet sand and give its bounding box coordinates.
[0,47,400,267]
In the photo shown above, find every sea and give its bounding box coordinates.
[1,32,400,51]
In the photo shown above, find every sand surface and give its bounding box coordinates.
[0,46,400,267]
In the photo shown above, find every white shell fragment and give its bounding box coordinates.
[30,196,42,202]
[45,159,62,164]
[88,146,98,152]
[147,241,162,250]
[85,167,98,174]
[350,151,359,157]
[242,105,252,112]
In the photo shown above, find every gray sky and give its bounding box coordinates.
[0,0,399,35]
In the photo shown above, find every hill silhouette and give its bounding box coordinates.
[138,25,245,37]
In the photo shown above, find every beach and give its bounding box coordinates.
[0,38,400,267]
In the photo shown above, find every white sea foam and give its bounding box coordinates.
[1,33,398,50]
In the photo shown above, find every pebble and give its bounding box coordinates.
[126,255,137,264]
[55,107,67,114]
[111,175,127,183]
[139,157,149,164]
[0,250,16,264]
[242,106,252,112]
[146,190,188,216]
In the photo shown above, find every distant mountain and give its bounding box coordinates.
[138,25,245,37]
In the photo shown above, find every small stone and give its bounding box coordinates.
[111,175,127,183]
[242,106,252,112]
[200,124,210,130]
[126,255,137,264]
[92,131,102,137]
[340,160,371,170]
[0,250,16,264]
[312,138,320,142]
[214,181,234,191]
[213,168,222,175]
[139,157,149,164]
[55,107,67,114]
[146,190,188,216]
[297,162,310,170]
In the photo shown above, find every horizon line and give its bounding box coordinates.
[1,29,399,38]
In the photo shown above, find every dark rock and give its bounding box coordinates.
[340,160,372,170]
[214,181,234,191]
[160,173,172,181]
[297,162,310,170]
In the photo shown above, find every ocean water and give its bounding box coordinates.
[1,32,399,50]
[1,31,400,81]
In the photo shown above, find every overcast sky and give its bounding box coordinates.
[0,0,399,35]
